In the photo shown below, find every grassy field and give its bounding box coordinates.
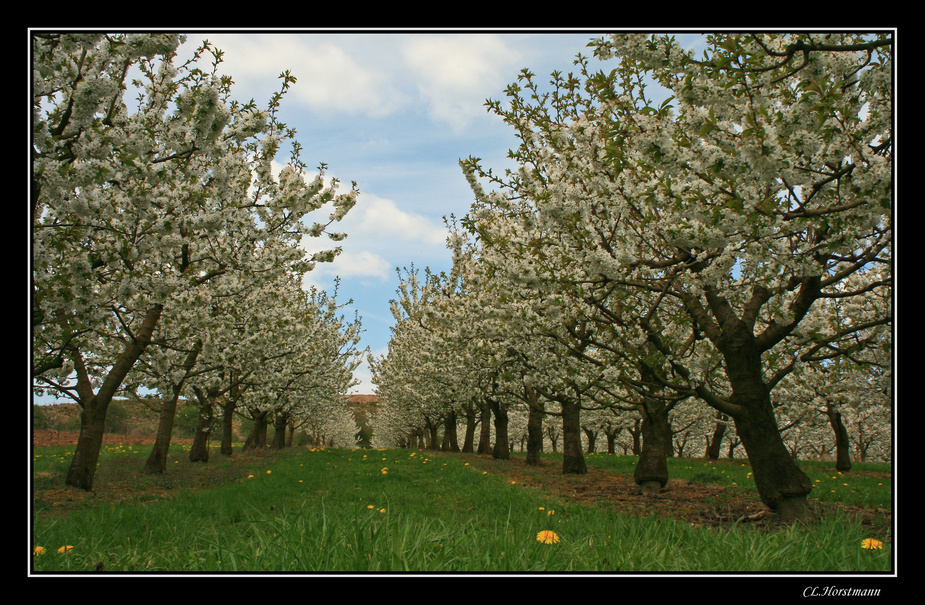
[30,443,893,574]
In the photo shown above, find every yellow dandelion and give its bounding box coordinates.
[536,530,560,545]
[548,510,555,515]
[33,546,46,556]
[367,505,375,509]
[247,474,254,479]
[266,470,272,474]
[379,508,386,513]
[57,545,74,554]
[861,538,884,550]
[538,507,545,511]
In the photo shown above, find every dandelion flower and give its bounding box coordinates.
[379,508,386,514]
[266,470,272,474]
[536,530,560,545]
[367,505,375,509]
[33,546,46,556]
[58,545,74,554]
[862,538,884,550]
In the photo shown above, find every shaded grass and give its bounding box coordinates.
[31,446,893,573]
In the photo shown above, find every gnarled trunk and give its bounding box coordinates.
[189,388,214,463]
[243,409,270,451]
[561,398,586,474]
[489,397,510,460]
[525,387,544,466]
[724,336,813,521]
[633,402,671,495]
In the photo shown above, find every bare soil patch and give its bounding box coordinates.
[438,451,892,540]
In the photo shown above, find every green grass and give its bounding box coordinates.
[31,446,893,573]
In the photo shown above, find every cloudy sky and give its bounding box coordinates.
[168,30,707,394]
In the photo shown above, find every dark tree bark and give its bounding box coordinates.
[826,404,853,472]
[189,386,214,463]
[271,411,289,449]
[477,399,492,455]
[633,402,671,495]
[424,416,440,450]
[560,398,587,474]
[489,397,510,460]
[705,411,728,460]
[243,409,270,451]
[722,330,813,520]
[525,386,544,466]
[442,410,460,452]
[144,341,202,474]
[64,304,164,491]
[220,375,240,457]
[461,403,478,453]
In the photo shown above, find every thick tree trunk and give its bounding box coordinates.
[477,399,492,455]
[442,410,460,452]
[271,412,289,449]
[725,347,813,521]
[64,304,164,491]
[525,389,544,466]
[462,405,477,453]
[633,403,671,495]
[826,404,853,472]
[243,409,269,451]
[189,388,214,463]
[560,399,587,474]
[489,398,510,460]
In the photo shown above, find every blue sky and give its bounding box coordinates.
[36,30,707,399]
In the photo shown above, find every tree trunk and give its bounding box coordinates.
[424,416,440,450]
[271,412,289,449]
[220,375,240,457]
[189,388,214,463]
[560,399,587,474]
[477,399,492,455]
[525,388,544,466]
[489,398,510,460]
[462,405,477,453]
[64,304,164,491]
[145,342,201,474]
[630,418,641,456]
[826,404,852,472]
[582,427,597,454]
[705,411,727,460]
[725,347,813,521]
[633,402,671,495]
[243,409,269,451]
[442,410,460,452]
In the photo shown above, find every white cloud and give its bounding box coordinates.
[300,190,448,291]
[355,195,448,247]
[184,34,407,117]
[400,34,522,133]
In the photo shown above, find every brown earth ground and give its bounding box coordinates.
[32,431,892,542]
